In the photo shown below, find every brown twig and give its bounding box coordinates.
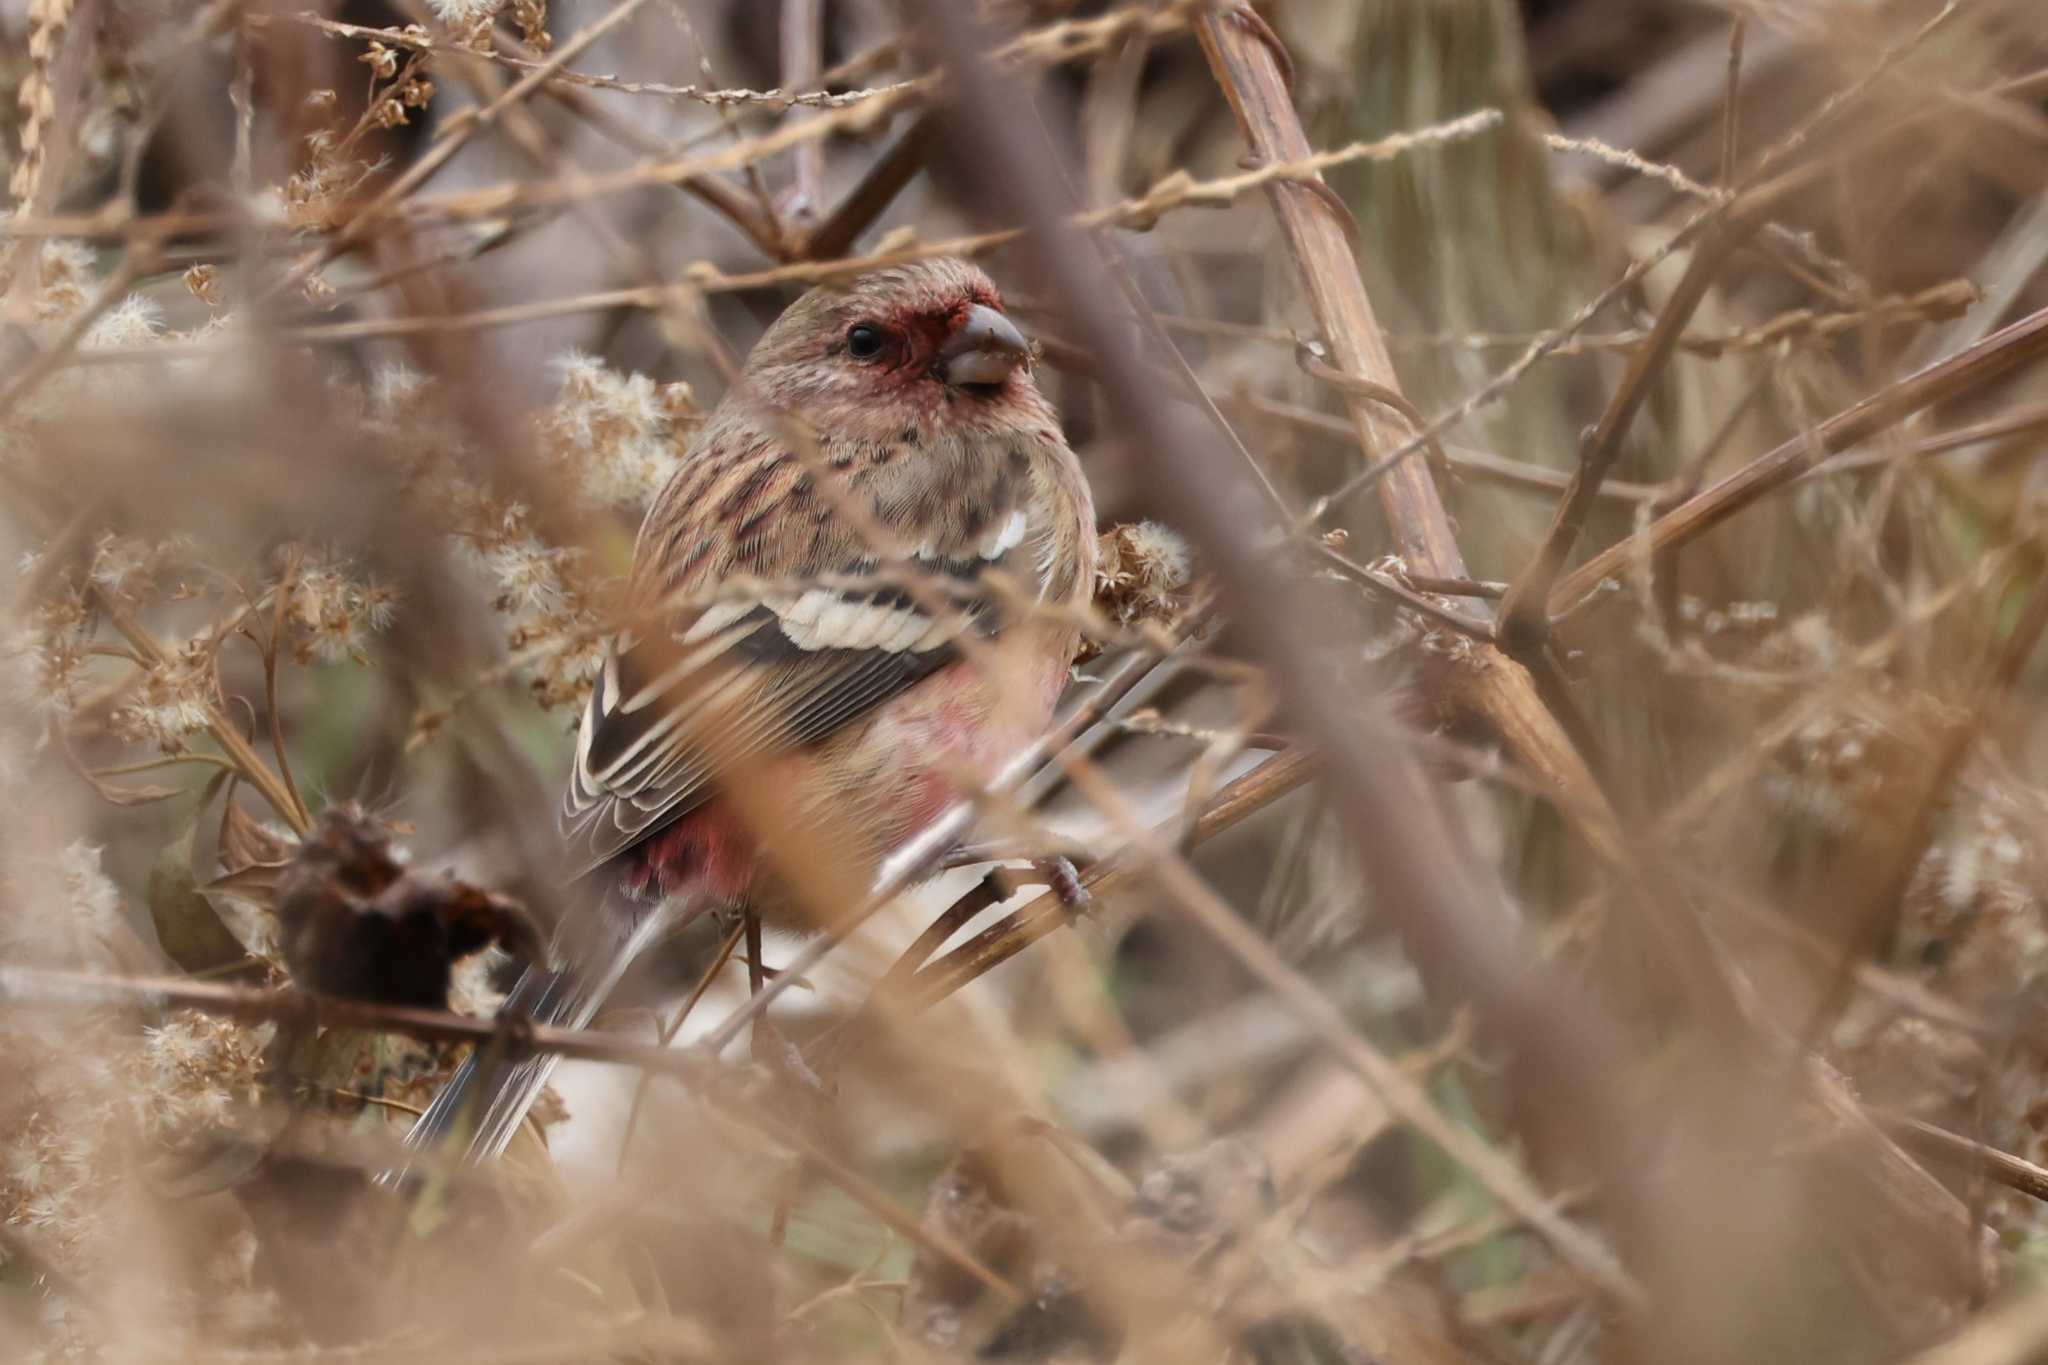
[0,963,709,1074]
[874,867,1017,999]
[1312,545,1494,641]
[1720,17,1747,184]
[795,116,933,261]
[780,0,827,226]
[0,964,1018,1308]
[1882,1114,2048,1206]
[614,918,744,1177]
[1230,393,1665,503]
[485,23,789,260]
[1803,401,2048,480]
[1551,304,2048,619]
[1495,201,1769,656]
[1164,280,1978,361]
[1191,8,1619,859]
[282,12,908,110]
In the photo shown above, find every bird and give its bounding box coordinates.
[404,257,1097,1162]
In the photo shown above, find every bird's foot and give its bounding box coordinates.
[1030,855,1093,915]
[939,835,1093,872]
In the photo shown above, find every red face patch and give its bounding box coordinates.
[859,284,1008,381]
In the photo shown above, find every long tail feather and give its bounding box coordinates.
[400,893,697,1165]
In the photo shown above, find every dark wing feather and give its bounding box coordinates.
[561,482,1037,877]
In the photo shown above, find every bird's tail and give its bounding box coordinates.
[399,892,694,1165]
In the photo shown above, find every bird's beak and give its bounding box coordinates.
[938,304,1031,388]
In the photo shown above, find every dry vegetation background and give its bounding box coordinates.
[3,0,2048,1360]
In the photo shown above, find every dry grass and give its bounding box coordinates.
[2,0,2048,1361]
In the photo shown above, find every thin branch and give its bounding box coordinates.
[615,919,744,1177]
[1312,545,1494,641]
[1154,280,1978,361]
[780,0,826,223]
[1495,201,1770,655]
[89,752,237,778]
[1882,1114,2048,1206]
[1803,401,2048,481]
[284,12,912,110]
[1721,17,1747,184]
[1229,392,1663,503]
[0,964,711,1075]
[796,115,932,261]
[0,966,1015,1305]
[486,22,789,259]
[1552,304,2048,619]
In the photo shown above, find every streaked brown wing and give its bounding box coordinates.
[560,472,1037,878]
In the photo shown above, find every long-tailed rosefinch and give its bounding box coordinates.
[407,258,1096,1160]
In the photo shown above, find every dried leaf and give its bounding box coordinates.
[205,861,289,903]
[148,811,254,976]
[220,798,296,873]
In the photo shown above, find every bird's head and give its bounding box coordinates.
[741,257,1050,439]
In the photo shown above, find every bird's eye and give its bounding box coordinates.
[846,324,886,360]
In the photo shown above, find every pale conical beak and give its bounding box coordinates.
[938,304,1031,388]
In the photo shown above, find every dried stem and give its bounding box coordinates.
[780,0,826,223]
[0,964,706,1073]
[1883,1114,2048,1206]
[1552,303,2048,618]
[1191,8,1621,859]
[796,116,932,261]
[1721,17,1748,184]
[1496,201,1769,654]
